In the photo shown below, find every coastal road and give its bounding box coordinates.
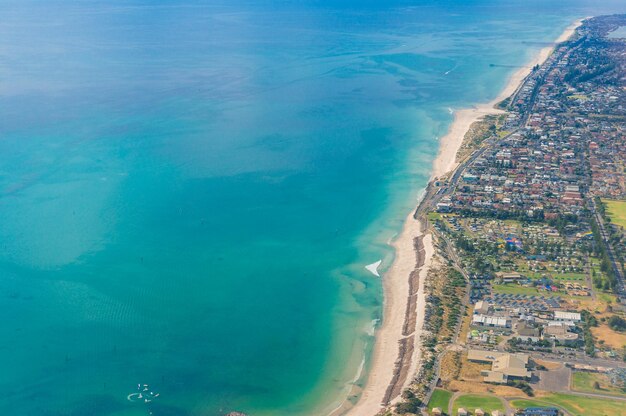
[428,24,580,211]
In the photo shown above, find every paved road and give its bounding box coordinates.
[533,351,626,369]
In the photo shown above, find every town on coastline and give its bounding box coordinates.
[375,14,626,416]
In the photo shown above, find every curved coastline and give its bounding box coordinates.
[340,18,584,416]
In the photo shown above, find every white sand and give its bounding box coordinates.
[432,19,583,179]
[398,232,433,395]
[343,215,432,416]
[341,18,583,416]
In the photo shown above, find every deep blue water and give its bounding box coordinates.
[0,1,623,415]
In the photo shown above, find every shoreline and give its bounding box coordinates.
[432,18,583,179]
[341,18,583,416]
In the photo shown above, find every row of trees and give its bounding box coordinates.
[589,216,618,292]
[581,310,598,356]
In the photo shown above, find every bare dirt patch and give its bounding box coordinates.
[591,324,626,349]
[459,353,490,381]
[440,350,461,383]
[533,358,564,370]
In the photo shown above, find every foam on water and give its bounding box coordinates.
[365,260,382,277]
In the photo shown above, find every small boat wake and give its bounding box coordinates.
[365,260,382,277]
[444,64,458,75]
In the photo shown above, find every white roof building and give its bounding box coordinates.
[554,311,581,322]
[472,314,510,328]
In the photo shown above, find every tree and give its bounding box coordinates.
[608,315,626,332]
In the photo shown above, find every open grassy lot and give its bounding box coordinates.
[597,292,617,305]
[452,394,504,415]
[428,389,453,414]
[604,199,626,228]
[428,212,444,222]
[572,371,626,397]
[533,392,626,416]
[591,324,626,349]
[459,353,490,381]
[510,399,555,410]
[492,284,558,297]
[447,380,529,397]
[553,272,586,281]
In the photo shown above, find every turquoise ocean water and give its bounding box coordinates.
[0,1,623,415]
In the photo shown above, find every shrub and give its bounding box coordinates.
[608,315,626,332]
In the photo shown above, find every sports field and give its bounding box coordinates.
[604,199,626,228]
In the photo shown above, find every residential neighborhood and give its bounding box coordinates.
[390,14,626,416]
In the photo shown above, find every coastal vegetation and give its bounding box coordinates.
[455,114,505,162]
[395,390,423,414]
[391,262,469,414]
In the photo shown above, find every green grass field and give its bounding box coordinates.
[510,399,554,410]
[553,272,586,281]
[572,371,626,398]
[597,292,617,305]
[492,284,558,297]
[604,199,626,228]
[514,393,626,416]
[452,394,504,415]
[428,212,444,222]
[428,389,453,414]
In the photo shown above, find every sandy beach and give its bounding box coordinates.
[342,18,583,416]
[432,18,583,179]
[343,214,433,416]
